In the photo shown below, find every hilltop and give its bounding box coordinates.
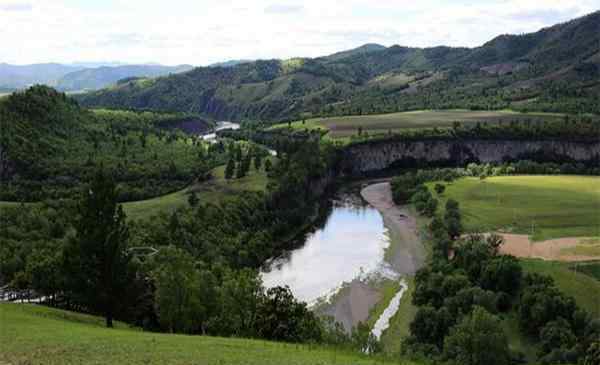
[77,11,600,120]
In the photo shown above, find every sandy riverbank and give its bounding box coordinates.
[361,182,426,274]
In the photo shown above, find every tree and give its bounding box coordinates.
[187,191,199,207]
[254,154,262,171]
[444,307,510,365]
[444,199,462,239]
[63,168,134,328]
[480,255,522,295]
[241,153,251,176]
[255,286,322,342]
[410,305,453,349]
[434,183,446,195]
[151,246,205,334]
[225,158,235,180]
[25,247,63,304]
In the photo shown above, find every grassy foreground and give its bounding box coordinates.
[0,303,416,365]
[271,110,563,138]
[431,175,600,241]
[122,164,270,220]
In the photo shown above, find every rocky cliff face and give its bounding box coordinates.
[339,139,600,175]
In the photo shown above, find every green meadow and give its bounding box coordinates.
[430,175,600,241]
[123,163,270,221]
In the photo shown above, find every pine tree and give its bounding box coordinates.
[63,168,134,328]
[188,191,199,207]
[254,154,262,171]
[225,158,235,180]
[264,159,272,173]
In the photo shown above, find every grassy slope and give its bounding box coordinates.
[379,277,418,356]
[0,303,417,365]
[431,175,600,241]
[271,110,563,138]
[123,164,270,221]
[521,259,600,317]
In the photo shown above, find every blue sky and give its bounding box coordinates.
[1,0,597,65]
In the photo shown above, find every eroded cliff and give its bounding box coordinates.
[339,139,600,175]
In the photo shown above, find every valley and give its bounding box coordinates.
[1,7,600,365]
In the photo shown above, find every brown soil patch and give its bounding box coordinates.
[498,233,599,262]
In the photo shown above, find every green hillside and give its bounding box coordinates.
[0,86,216,202]
[55,64,194,91]
[77,11,600,120]
[0,303,416,365]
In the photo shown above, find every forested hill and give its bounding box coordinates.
[77,11,600,120]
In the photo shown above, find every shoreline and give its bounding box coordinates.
[315,181,425,334]
[360,182,426,275]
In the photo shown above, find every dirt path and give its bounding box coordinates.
[361,182,426,274]
[499,233,599,262]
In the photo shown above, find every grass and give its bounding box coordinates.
[431,175,600,241]
[560,239,600,256]
[572,261,600,281]
[0,303,418,365]
[122,164,270,221]
[521,259,600,317]
[379,277,418,356]
[270,110,563,138]
[366,279,402,329]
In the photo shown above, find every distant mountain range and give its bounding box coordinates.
[0,63,193,91]
[76,11,600,120]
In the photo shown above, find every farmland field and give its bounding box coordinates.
[430,175,600,241]
[271,110,564,138]
[0,303,416,365]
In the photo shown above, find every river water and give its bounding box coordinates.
[202,121,240,140]
[260,194,395,304]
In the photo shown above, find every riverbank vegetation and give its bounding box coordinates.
[389,172,600,365]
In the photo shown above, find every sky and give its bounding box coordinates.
[1,0,598,66]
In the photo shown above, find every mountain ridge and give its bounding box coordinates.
[76,11,600,120]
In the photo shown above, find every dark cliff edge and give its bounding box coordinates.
[338,139,600,176]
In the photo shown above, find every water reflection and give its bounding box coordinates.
[260,195,390,303]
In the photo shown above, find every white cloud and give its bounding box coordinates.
[0,0,597,65]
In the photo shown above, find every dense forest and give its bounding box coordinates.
[77,11,600,121]
[0,86,218,201]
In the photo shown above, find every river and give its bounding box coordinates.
[261,194,394,304]
[260,182,425,335]
[202,121,240,140]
